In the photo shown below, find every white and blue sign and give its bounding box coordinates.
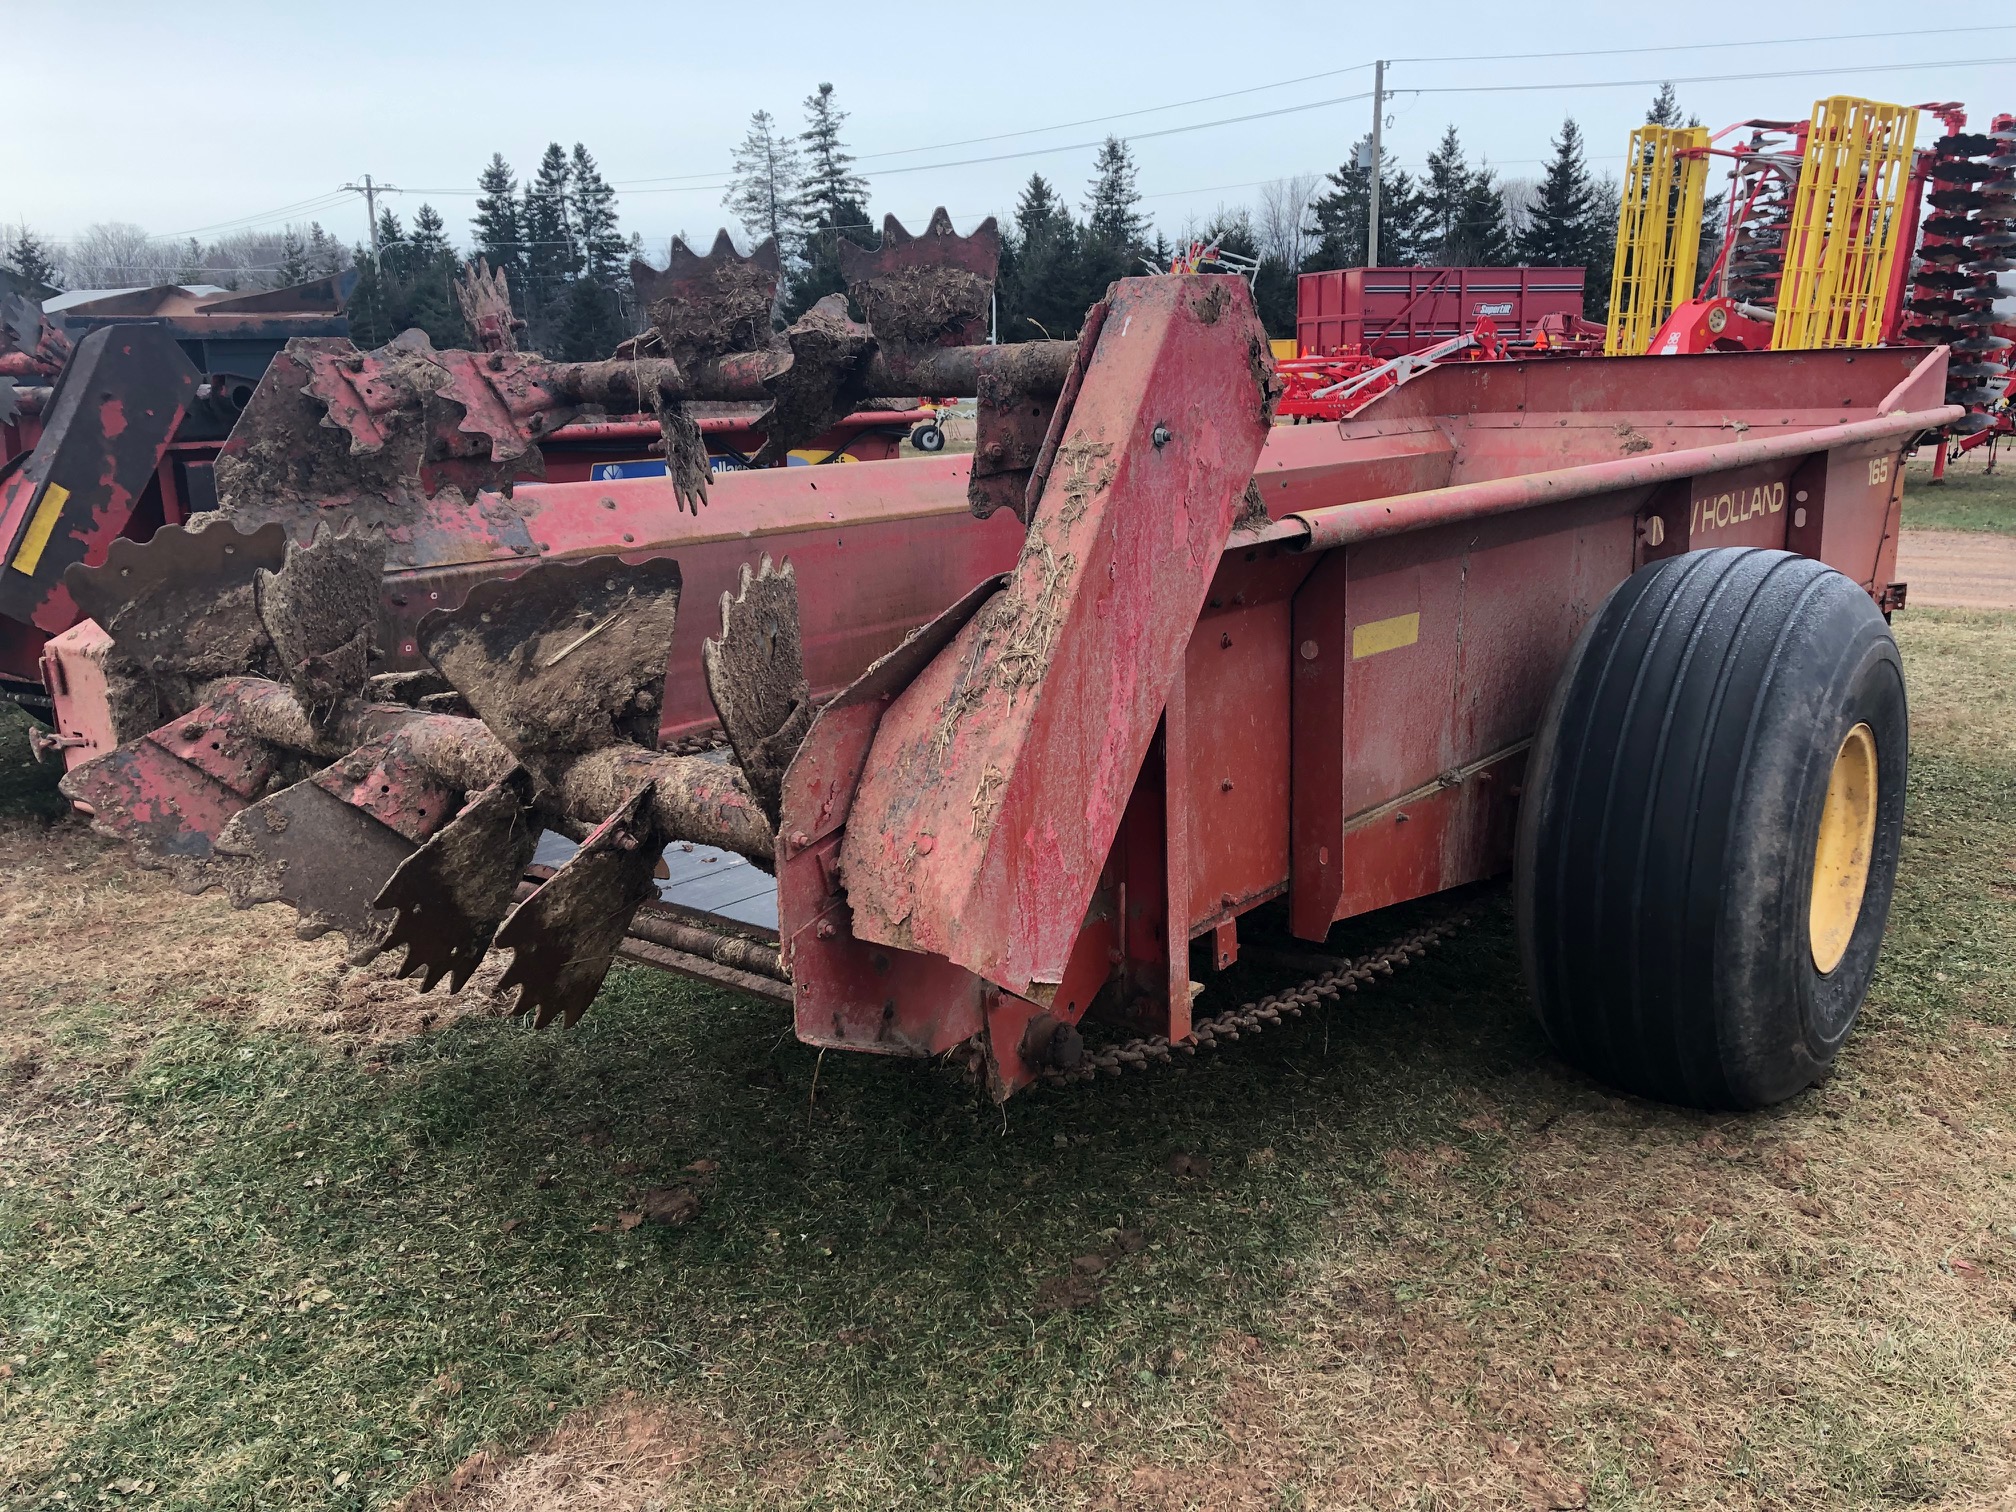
[588,455,751,482]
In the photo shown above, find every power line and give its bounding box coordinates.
[159,190,357,240]
[1395,23,2013,65]
[831,65,1376,166]
[1402,56,2014,95]
[857,90,1379,179]
[342,175,401,264]
[609,22,2012,189]
[81,37,2016,248]
[561,88,1380,200]
[603,53,2003,195]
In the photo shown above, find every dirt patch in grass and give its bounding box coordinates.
[1896,530,2016,610]
[1,608,2011,1511]
[392,1394,721,1511]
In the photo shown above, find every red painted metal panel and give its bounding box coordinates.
[1296,266,1586,357]
[1292,495,1636,936]
[1354,344,1938,427]
[1106,724,1183,1037]
[1289,548,1351,939]
[836,276,1276,1001]
[1289,403,1958,552]
[780,574,1008,1058]
[0,327,195,637]
[378,455,1027,741]
[783,828,992,1058]
[1180,547,1313,934]
[1819,446,1908,591]
[1249,421,1454,520]
[1161,676,1193,1034]
[1680,461,1797,552]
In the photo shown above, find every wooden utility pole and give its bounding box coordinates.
[342,174,400,264]
[1367,61,1387,268]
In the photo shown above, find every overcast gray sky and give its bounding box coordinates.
[11,0,2012,255]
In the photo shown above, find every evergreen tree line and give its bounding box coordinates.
[344,141,636,357]
[719,82,1711,341]
[5,81,1725,353]
[457,142,635,359]
[719,85,1166,341]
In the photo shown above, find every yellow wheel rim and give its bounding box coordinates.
[1809,723,1878,974]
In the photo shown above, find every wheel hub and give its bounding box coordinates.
[1810,722,1878,974]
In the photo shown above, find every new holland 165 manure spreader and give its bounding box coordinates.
[9,209,1954,1105]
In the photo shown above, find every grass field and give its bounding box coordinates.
[1904,448,2016,536]
[2,606,2013,1511]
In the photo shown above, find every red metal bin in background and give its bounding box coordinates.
[1296,266,1587,357]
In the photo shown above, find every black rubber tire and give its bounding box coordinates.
[1515,548,1908,1109]
[910,423,946,453]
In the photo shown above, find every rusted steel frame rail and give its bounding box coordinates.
[546,410,935,444]
[561,342,1074,409]
[1268,405,1961,551]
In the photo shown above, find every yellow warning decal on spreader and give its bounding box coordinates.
[1351,611,1420,660]
[9,482,69,577]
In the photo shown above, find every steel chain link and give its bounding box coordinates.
[1039,908,1479,1089]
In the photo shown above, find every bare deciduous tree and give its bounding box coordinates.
[1497,177,1540,243]
[50,220,351,293]
[57,222,179,289]
[1256,174,1319,271]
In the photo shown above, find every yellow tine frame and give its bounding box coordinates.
[1605,125,1709,356]
[1773,96,1918,350]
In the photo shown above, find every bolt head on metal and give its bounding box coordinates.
[1152,424,1171,448]
[816,920,838,940]
[1299,639,1319,660]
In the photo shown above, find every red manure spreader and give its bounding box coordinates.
[7,209,1951,1105]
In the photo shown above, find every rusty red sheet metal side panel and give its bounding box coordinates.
[831,276,1275,1001]
[59,692,278,882]
[1287,495,1630,938]
[1179,544,1314,935]
[375,454,1027,742]
[1272,351,1955,942]
[778,575,1007,1060]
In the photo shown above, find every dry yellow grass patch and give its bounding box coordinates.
[392,1395,723,1511]
[0,815,512,1066]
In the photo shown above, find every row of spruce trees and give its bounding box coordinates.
[343,144,636,358]
[715,81,1705,342]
